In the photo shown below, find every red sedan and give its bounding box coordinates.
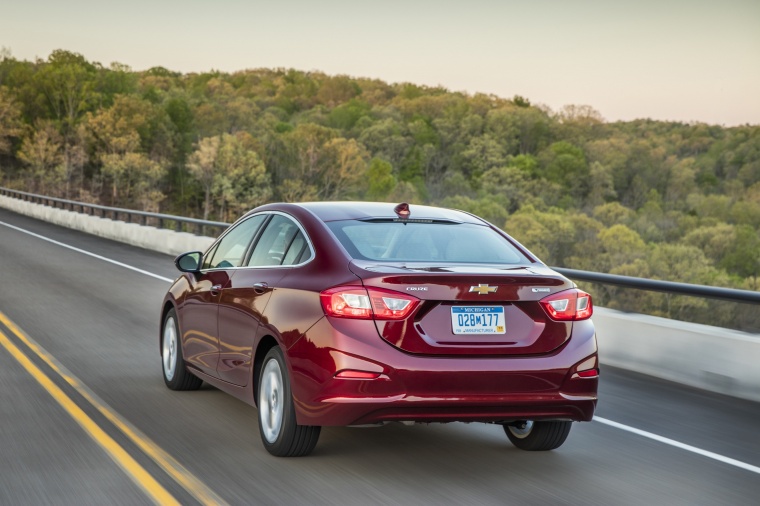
[160,202,598,456]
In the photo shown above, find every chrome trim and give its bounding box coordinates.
[200,211,316,272]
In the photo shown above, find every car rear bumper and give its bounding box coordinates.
[287,317,598,426]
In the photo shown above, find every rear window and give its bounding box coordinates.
[326,220,529,264]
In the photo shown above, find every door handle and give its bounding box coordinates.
[253,282,269,294]
[211,284,223,294]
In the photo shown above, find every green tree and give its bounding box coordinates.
[365,158,396,201]
[34,50,98,134]
[720,225,760,289]
[538,141,590,203]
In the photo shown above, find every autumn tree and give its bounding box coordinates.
[17,121,62,194]
[188,133,271,221]
[187,136,220,220]
[0,86,22,158]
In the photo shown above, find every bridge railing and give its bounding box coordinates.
[0,187,229,236]
[2,186,758,306]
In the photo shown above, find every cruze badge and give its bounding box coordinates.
[531,287,551,293]
[469,284,497,295]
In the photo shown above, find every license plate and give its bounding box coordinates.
[451,306,506,334]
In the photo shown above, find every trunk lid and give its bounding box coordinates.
[348,260,575,356]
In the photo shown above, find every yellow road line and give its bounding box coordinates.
[0,310,229,506]
[0,328,180,506]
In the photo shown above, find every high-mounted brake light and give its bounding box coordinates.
[394,202,411,218]
[539,289,593,321]
[321,286,419,320]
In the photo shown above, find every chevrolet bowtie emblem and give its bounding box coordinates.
[469,284,497,295]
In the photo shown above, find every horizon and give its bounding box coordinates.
[2,0,759,127]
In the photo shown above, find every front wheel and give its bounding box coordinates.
[504,420,572,451]
[257,347,320,457]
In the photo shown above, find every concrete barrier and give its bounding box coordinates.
[593,307,760,402]
[0,195,215,256]
[2,194,759,402]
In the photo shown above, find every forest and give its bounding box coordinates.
[0,50,758,330]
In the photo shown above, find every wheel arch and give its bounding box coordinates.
[253,335,279,407]
[159,300,177,355]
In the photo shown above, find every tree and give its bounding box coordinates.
[365,158,396,201]
[187,136,221,220]
[554,104,605,144]
[597,224,647,271]
[188,134,271,220]
[214,133,271,220]
[460,134,506,179]
[721,225,760,289]
[34,50,98,134]
[319,137,368,200]
[100,151,166,211]
[0,86,22,156]
[538,141,590,203]
[485,106,521,156]
[586,162,617,208]
[87,95,151,202]
[316,75,360,107]
[17,121,62,194]
[357,118,411,169]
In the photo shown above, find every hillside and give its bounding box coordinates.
[1,50,758,329]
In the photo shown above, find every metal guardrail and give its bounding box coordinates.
[0,187,229,235]
[2,186,758,304]
[554,267,760,305]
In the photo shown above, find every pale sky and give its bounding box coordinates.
[2,0,758,126]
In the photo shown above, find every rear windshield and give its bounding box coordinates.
[326,220,530,264]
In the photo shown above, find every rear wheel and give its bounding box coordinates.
[162,309,202,391]
[257,347,320,457]
[504,420,572,451]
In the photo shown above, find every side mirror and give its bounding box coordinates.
[175,251,202,273]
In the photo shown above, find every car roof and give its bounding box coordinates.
[292,202,485,224]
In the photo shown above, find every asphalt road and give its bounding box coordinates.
[1,207,758,506]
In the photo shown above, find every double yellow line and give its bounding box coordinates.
[0,310,228,506]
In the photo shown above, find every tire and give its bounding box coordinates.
[504,420,572,451]
[257,347,320,457]
[162,308,202,391]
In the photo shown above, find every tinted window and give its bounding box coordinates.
[281,231,308,266]
[205,215,266,269]
[327,220,529,264]
[248,215,309,267]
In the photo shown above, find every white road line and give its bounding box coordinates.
[0,220,174,283]
[594,417,760,475]
[3,218,759,476]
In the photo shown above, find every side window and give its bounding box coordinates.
[201,243,220,270]
[281,230,308,266]
[248,215,310,267]
[205,215,267,269]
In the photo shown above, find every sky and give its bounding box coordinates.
[2,0,759,126]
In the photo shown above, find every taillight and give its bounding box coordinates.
[539,289,593,321]
[320,286,419,320]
